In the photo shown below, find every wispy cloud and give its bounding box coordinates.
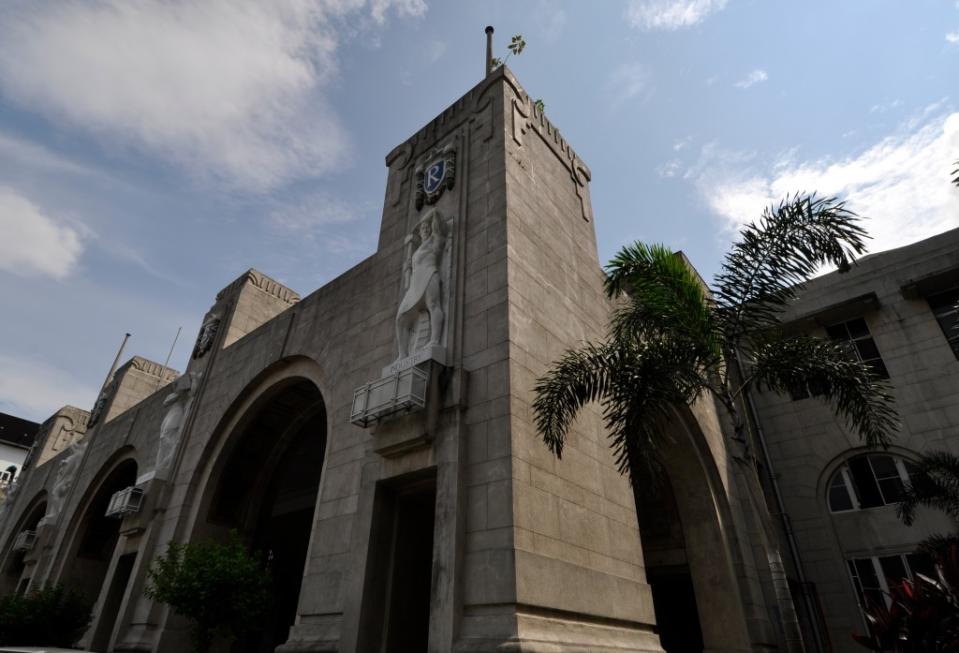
[946,32,959,44]
[694,107,959,255]
[0,187,84,279]
[0,1,426,193]
[625,0,728,31]
[0,353,99,421]
[607,62,652,108]
[734,68,768,89]
[269,192,365,238]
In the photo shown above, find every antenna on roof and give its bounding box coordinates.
[485,26,494,77]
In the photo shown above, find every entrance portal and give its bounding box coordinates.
[61,460,137,619]
[358,472,436,653]
[200,377,327,653]
[636,476,704,652]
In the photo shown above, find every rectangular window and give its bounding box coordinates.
[826,317,889,379]
[928,288,959,360]
[847,456,884,508]
[869,455,905,504]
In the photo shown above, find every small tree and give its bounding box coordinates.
[145,531,271,653]
[0,584,92,646]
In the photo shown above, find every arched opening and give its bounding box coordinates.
[0,497,47,596]
[635,411,752,653]
[60,459,138,607]
[196,376,327,653]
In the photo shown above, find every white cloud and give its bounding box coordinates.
[697,109,959,256]
[734,68,768,89]
[946,32,959,44]
[607,62,652,107]
[0,187,84,280]
[626,0,728,31]
[0,354,98,422]
[0,1,426,192]
[270,192,363,236]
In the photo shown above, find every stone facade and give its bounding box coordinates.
[750,228,959,652]
[0,66,802,653]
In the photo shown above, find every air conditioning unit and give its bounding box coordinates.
[105,486,144,518]
[12,530,36,552]
[351,366,429,427]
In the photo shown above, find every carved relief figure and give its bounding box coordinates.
[87,381,114,428]
[41,440,87,526]
[192,313,221,360]
[0,479,19,525]
[155,372,199,479]
[395,210,447,360]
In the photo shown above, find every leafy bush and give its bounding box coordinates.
[853,544,959,652]
[0,583,92,646]
[145,531,271,653]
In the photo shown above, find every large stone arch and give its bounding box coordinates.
[167,355,333,653]
[636,404,753,653]
[0,491,48,595]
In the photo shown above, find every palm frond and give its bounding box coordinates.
[953,159,959,187]
[749,335,898,447]
[604,242,721,364]
[533,337,707,483]
[899,451,959,526]
[713,194,868,339]
[533,342,621,459]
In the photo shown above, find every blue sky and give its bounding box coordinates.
[1,0,957,422]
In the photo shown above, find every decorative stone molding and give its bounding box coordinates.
[215,269,300,305]
[191,313,221,360]
[129,356,179,380]
[40,439,87,526]
[154,371,200,480]
[414,145,457,210]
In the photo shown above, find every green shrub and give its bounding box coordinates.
[0,583,92,646]
[145,531,271,653]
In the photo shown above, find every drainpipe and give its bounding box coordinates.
[734,348,828,653]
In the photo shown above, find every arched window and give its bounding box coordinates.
[827,453,915,512]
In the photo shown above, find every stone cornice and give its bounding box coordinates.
[215,268,300,305]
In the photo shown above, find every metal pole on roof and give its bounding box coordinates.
[485,26,494,76]
[101,332,131,393]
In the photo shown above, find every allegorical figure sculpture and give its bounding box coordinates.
[155,372,199,480]
[192,313,221,360]
[41,440,87,526]
[395,210,447,360]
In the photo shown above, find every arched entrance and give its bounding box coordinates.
[635,409,752,653]
[0,496,47,596]
[195,375,327,653]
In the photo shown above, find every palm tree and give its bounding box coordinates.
[532,193,899,482]
[899,451,959,553]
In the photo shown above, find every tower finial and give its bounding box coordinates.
[485,26,494,77]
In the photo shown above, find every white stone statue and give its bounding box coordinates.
[395,210,447,360]
[41,440,87,526]
[155,372,199,480]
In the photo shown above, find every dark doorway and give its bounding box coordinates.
[61,458,138,643]
[358,472,436,653]
[635,476,705,652]
[89,552,136,651]
[0,501,46,596]
[201,378,326,653]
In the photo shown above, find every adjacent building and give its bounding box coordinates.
[751,228,959,652]
[0,411,40,491]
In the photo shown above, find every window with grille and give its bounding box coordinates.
[827,453,913,512]
[928,288,959,359]
[825,317,889,379]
